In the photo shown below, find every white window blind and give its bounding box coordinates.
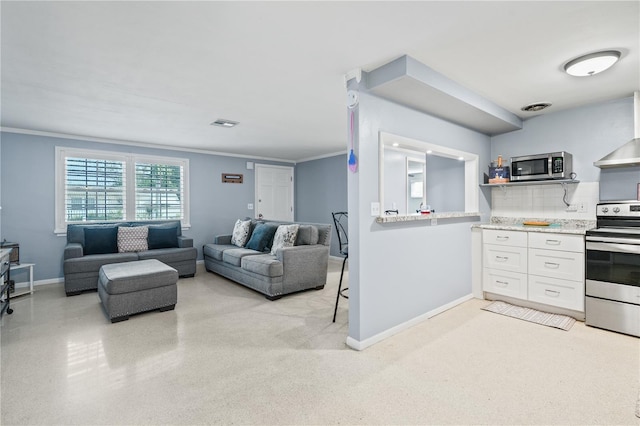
[64,157,126,222]
[135,162,184,220]
[55,147,190,233]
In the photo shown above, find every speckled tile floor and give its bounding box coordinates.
[1,261,639,425]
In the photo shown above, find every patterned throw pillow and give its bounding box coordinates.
[231,219,252,247]
[118,226,149,253]
[270,224,300,255]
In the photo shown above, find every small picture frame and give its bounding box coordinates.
[222,173,243,184]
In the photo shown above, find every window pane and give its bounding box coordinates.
[65,157,125,222]
[135,162,183,220]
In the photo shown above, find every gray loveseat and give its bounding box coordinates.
[203,219,331,300]
[63,220,197,296]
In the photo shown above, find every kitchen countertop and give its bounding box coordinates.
[376,211,480,224]
[472,217,596,235]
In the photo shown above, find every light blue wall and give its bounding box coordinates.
[295,154,347,257]
[348,91,491,343]
[0,132,291,281]
[491,96,637,199]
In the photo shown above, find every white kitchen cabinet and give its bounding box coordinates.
[483,268,528,299]
[482,229,585,313]
[483,229,528,247]
[527,233,584,311]
[528,275,584,311]
[528,248,584,282]
[482,230,528,298]
[528,232,584,253]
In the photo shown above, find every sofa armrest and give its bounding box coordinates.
[177,235,193,248]
[64,243,84,260]
[214,234,232,245]
[277,244,329,285]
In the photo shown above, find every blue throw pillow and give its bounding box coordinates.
[245,223,278,252]
[83,227,118,255]
[148,225,179,249]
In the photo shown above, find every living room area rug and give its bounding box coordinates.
[482,300,576,331]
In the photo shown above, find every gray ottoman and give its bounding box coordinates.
[98,259,178,323]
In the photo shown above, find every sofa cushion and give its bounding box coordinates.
[245,223,278,252]
[138,247,197,263]
[84,227,119,255]
[231,219,252,247]
[241,254,283,278]
[64,252,139,274]
[222,248,263,267]
[295,225,319,246]
[203,243,234,261]
[271,224,299,255]
[118,226,149,252]
[148,224,179,249]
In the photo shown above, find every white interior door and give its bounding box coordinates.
[255,164,294,221]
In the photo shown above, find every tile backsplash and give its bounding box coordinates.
[491,181,598,220]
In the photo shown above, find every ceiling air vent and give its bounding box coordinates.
[211,119,239,128]
[521,103,552,112]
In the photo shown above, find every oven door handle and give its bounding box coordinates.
[586,241,640,254]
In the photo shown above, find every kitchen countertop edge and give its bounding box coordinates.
[471,217,595,235]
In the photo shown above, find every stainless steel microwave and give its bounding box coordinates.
[510,152,573,181]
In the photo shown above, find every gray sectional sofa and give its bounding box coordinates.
[203,219,331,300]
[63,220,196,296]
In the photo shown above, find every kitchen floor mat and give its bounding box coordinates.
[482,300,576,331]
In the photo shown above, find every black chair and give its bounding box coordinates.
[331,212,348,322]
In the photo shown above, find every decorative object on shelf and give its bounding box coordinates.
[221,173,243,184]
[488,155,510,183]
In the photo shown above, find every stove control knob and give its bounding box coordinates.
[613,207,620,213]
[601,207,609,213]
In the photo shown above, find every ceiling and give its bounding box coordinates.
[1,1,639,162]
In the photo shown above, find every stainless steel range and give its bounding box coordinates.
[585,201,640,337]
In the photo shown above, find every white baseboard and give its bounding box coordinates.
[12,277,64,288]
[346,293,474,351]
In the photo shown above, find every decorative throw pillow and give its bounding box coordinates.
[148,225,179,249]
[271,224,300,255]
[83,227,118,255]
[245,223,278,252]
[231,219,252,247]
[118,226,149,253]
[295,225,319,246]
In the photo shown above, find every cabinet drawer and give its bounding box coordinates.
[529,275,584,311]
[483,229,527,247]
[528,249,584,282]
[483,268,528,298]
[483,244,528,273]
[528,232,584,253]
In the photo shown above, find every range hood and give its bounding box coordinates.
[594,91,640,168]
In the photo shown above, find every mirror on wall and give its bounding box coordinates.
[378,132,479,216]
[407,159,425,214]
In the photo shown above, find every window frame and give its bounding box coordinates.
[55,147,190,234]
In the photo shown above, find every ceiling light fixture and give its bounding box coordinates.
[211,119,239,128]
[564,50,621,77]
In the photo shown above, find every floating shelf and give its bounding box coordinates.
[480,179,579,188]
